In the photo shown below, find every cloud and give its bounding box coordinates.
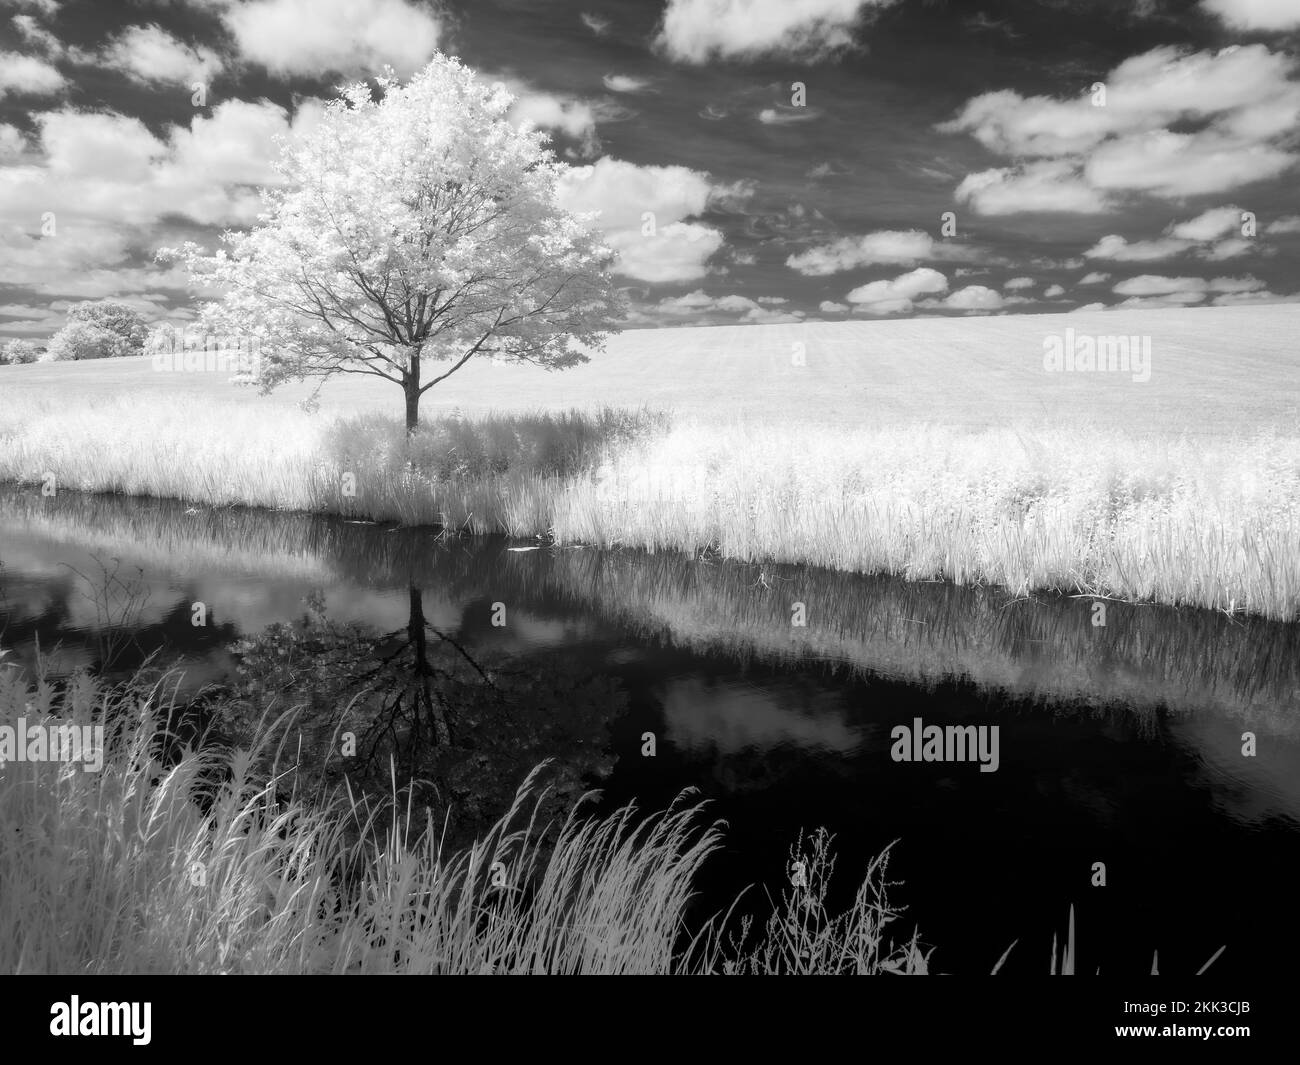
[164,98,328,194]
[653,289,805,323]
[1112,293,1207,308]
[655,289,717,310]
[1201,0,1300,31]
[556,157,725,283]
[845,266,947,314]
[939,285,1003,312]
[706,177,756,210]
[1208,275,1266,293]
[1079,272,1110,285]
[581,12,611,36]
[954,160,1110,215]
[102,24,224,85]
[498,77,633,158]
[1169,205,1249,241]
[819,300,849,312]
[758,106,823,124]
[787,230,931,274]
[1085,206,1271,264]
[602,74,648,93]
[1076,302,1106,312]
[557,157,713,233]
[1084,234,1191,261]
[1043,284,1065,298]
[941,45,1300,211]
[1112,275,1209,296]
[942,46,1299,158]
[11,14,62,53]
[1265,215,1300,234]
[1201,238,1257,260]
[654,0,898,64]
[506,87,601,156]
[785,229,972,275]
[1211,290,1299,306]
[0,51,65,98]
[0,123,26,161]
[0,220,191,300]
[0,302,61,321]
[607,224,725,284]
[0,99,325,298]
[1003,276,1035,290]
[741,307,806,323]
[806,161,850,179]
[658,290,740,312]
[1084,130,1296,198]
[221,0,442,77]
[939,89,1114,158]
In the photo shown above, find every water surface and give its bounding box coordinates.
[2,485,1297,975]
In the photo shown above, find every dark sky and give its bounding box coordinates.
[1,0,1297,336]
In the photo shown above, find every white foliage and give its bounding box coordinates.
[162,54,624,418]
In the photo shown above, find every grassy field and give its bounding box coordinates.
[1,305,1298,618]
[3,304,1297,433]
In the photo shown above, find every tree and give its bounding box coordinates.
[166,55,625,433]
[144,323,175,356]
[1,339,39,364]
[67,300,147,355]
[41,320,132,361]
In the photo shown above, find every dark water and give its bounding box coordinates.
[2,485,1298,975]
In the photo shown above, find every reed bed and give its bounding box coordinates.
[1,392,1296,619]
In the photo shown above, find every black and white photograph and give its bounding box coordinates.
[0,0,1296,1033]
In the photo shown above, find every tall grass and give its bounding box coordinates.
[1,393,1297,618]
[0,664,929,975]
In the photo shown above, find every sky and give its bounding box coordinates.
[0,0,1298,338]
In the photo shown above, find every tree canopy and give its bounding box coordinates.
[167,54,625,430]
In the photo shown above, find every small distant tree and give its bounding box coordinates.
[41,320,131,361]
[1,338,39,364]
[67,300,148,355]
[145,323,180,356]
[165,54,625,433]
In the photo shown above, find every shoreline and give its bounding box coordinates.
[2,405,1298,622]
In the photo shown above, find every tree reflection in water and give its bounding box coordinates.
[224,586,624,847]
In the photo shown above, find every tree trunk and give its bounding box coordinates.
[404,386,420,435]
[404,350,421,434]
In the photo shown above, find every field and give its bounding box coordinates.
[3,304,1298,432]
[2,304,1298,618]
